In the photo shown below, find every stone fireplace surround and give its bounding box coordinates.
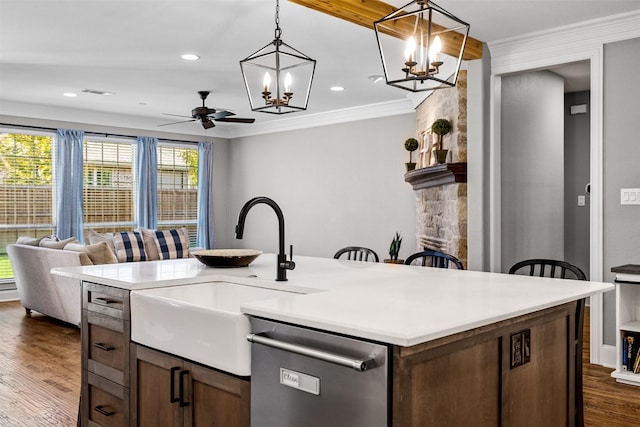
[407,71,468,267]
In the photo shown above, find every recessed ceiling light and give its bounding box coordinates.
[63,92,77,97]
[368,75,384,83]
[181,53,200,61]
[330,86,344,92]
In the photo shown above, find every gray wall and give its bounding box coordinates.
[226,114,417,260]
[564,91,591,278]
[500,71,565,272]
[603,37,640,345]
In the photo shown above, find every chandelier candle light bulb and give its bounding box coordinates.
[263,72,271,93]
[284,73,292,94]
[404,36,416,64]
[430,36,442,64]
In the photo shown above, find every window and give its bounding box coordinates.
[0,130,202,282]
[83,139,136,236]
[0,132,55,281]
[157,145,198,246]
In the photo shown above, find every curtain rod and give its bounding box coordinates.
[0,122,200,145]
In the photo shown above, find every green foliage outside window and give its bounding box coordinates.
[0,133,53,185]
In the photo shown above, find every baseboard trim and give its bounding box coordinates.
[599,344,617,369]
[0,289,19,302]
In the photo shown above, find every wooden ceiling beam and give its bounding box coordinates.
[288,0,483,60]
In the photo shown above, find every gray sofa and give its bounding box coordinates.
[7,244,87,327]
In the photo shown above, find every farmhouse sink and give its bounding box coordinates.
[130,281,298,376]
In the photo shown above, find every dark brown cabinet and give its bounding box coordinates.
[132,344,250,427]
[392,302,576,426]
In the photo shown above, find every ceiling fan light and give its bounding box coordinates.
[201,119,215,129]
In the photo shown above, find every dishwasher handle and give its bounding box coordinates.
[247,333,375,372]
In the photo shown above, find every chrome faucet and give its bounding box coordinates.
[235,196,295,281]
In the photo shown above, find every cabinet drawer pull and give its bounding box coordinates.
[94,405,115,416]
[94,297,119,305]
[93,342,114,351]
[170,366,180,403]
[179,370,190,407]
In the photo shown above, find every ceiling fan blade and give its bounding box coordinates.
[162,113,193,119]
[158,119,197,127]
[208,111,235,120]
[214,117,256,124]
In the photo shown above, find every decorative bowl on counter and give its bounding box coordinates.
[192,249,262,268]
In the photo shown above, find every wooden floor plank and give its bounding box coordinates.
[0,300,80,426]
[1,300,640,425]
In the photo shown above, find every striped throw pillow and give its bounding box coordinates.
[113,231,147,262]
[154,229,190,260]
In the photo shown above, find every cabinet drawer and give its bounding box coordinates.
[84,311,129,386]
[89,323,126,373]
[84,282,129,320]
[86,372,129,427]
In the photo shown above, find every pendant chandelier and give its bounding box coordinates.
[240,0,316,114]
[373,0,470,92]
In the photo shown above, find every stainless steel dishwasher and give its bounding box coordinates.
[248,317,390,427]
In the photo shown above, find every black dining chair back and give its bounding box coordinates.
[508,258,587,281]
[508,258,587,427]
[333,246,379,262]
[404,250,464,269]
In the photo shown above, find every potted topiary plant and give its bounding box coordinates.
[431,118,452,164]
[384,232,403,264]
[404,137,419,171]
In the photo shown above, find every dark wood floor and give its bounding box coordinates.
[1,300,640,426]
[0,300,80,426]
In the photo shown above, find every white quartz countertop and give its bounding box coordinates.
[52,254,613,347]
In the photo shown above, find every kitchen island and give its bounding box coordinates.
[53,254,612,426]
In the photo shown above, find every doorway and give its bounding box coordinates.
[500,61,590,276]
[499,61,591,277]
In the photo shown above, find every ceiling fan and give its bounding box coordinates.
[159,91,255,129]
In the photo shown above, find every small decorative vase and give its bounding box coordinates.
[405,162,416,171]
[384,259,404,264]
[434,149,449,164]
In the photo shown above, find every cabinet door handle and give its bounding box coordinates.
[179,369,190,407]
[170,366,180,403]
[94,405,115,416]
[93,342,114,351]
[93,297,118,305]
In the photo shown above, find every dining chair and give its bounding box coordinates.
[333,246,379,262]
[508,258,587,427]
[404,250,464,269]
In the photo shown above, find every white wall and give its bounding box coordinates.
[500,71,565,271]
[226,114,417,261]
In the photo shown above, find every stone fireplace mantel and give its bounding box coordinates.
[404,162,467,191]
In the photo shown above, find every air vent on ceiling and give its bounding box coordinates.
[81,89,115,96]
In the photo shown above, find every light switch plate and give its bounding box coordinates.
[621,188,640,205]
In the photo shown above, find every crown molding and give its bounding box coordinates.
[2,98,416,140]
[488,10,640,75]
[227,98,416,138]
